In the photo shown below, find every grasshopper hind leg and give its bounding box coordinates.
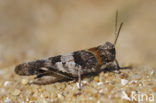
[32,71,70,85]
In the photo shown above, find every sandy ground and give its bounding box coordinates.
[0,0,156,103]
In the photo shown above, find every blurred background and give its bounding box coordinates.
[0,0,156,68]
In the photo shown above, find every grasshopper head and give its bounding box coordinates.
[98,42,116,63]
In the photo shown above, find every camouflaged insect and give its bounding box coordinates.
[15,12,123,88]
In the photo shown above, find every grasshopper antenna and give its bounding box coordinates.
[113,11,124,70]
[114,11,123,46]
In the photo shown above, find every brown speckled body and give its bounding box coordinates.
[15,41,116,84]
